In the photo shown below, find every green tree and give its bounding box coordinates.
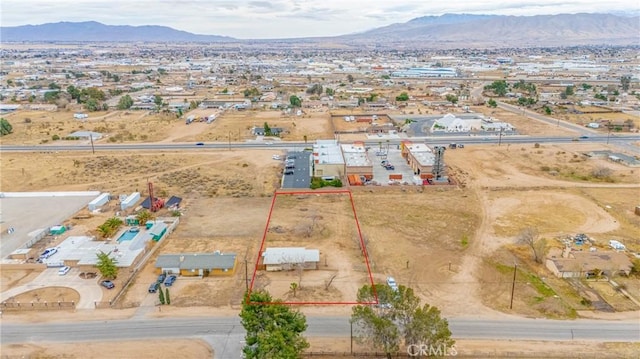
[96,251,118,279]
[154,95,163,107]
[67,85,81,100]
[289,95,302,108]
[48,82,61,90]
[484,80,508,96]
[621,76,631,92]
[0,118,13,136]
[445,94,458,104]
[85,99,99,112]
[158,286,166,305]
[395,92,409,101]
[352,284,455,359]
[165,288,171,305]
[543,105,552,115]
[347,74,354,83]
[290,282,298,297]
[325,88,334,96]
[565,85,574,96]
[240,290,309,359]
[136,209,153,225]
[487,99,498,108]
[117,95,134,110]
[263,122,272,136]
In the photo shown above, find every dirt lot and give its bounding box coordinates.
[307,337,640,358]
[1,339,213,359]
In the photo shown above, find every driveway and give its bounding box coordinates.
[0,268,103,309]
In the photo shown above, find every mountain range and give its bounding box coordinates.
[1,13,638,48]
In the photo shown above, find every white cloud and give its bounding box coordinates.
[1,0,637,38]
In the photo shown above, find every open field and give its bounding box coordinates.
[255,192,374,303]
[1,140,638,321]
[1,339,213,359]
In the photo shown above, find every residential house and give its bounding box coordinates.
[155,252,237,276]
[546,247,633,278]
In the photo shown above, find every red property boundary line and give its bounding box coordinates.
[247,189,378,305]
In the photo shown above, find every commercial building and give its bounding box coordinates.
[312,140,345,179]
[402,142,435,176]
[341,142,373,179]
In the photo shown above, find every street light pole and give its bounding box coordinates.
[510,263,517,309]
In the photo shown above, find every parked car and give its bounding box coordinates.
[386,276,399,291]
[40,248,58,259]
[457,144,465,148]
[272,155,281,160]
[157,273,167,283]
[58,266,71,276]
[101,280,115,289]
[148,282,160,293]
[164,275,177,287]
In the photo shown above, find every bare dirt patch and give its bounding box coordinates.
[1,339,213,359]
[0,269,41,292]
[9,286,80,304]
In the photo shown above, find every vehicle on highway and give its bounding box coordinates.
[58,266,71,276]
[284,170,294,175]
[148,282,160,293]
[101,280,115,289]
[164,275,177,287]
[579,135,589,139]
[195,142,204,146]
[157,273,167,283]
[285,164,295,169]
[40,248,58,259]
[386,276,398,291]
[265,141,273,145]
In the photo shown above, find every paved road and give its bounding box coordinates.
[2,316,638,347]
[497,101,594,135]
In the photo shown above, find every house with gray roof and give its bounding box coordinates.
[155,252,237,277]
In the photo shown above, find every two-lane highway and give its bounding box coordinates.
[2,316,639,344]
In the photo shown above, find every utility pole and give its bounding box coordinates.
[244,259,249,292]
[89,133,95,154]
[228,132,231,151]
[350,320,353,354]
[510,263,517,309]
[607,127,611,145]
[498,127,503,146]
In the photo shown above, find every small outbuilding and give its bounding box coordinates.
[260,247,320,271]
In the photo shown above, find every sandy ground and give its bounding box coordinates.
[1,339,213,359]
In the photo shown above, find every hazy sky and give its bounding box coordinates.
[2,0,638,39]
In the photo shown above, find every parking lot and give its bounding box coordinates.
[280,151,311,189]
[368,148,419,185]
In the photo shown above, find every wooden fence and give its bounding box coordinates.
[1,301,75,311]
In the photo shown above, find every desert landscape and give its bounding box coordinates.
[1,34,639,358]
